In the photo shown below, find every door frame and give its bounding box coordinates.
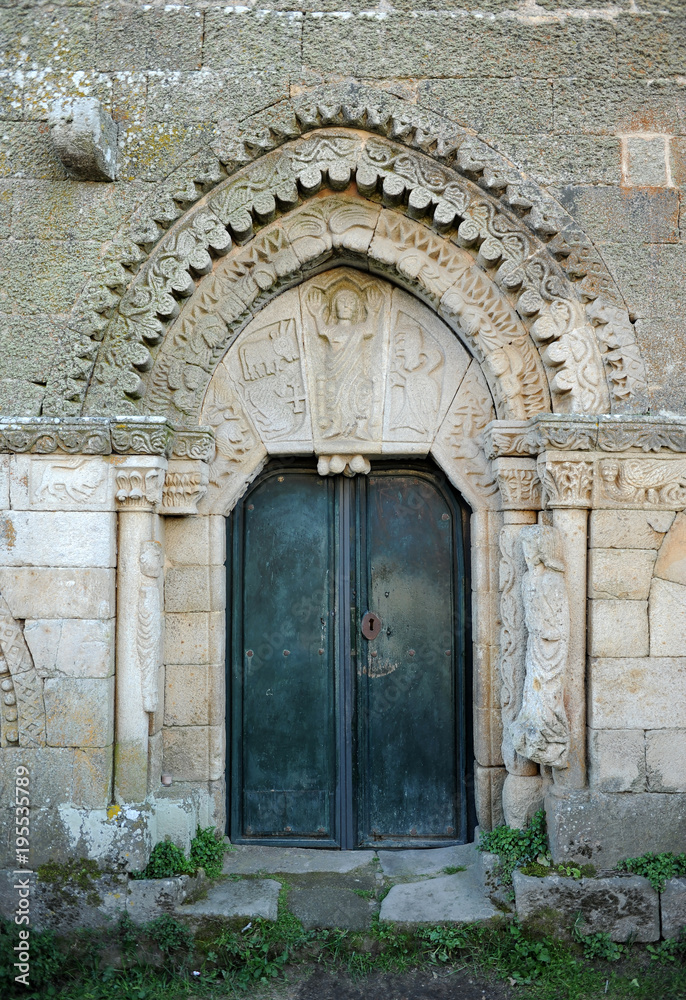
[226,456,475,848]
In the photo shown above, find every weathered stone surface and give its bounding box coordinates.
[162,725,210,783]
[545,789,686,868]
[164,566,224,613]
[0,510,116,566]
[502,773,545,830]
[380,870,502,926]
[288,872,377,931]
[645,729,686,793]
[588,548,656,601]
[379,843,477,879]
[0,567,116,619]
[622,136,670,188]
[95,4,204,72]
[418,78,552,134]
[25,619,114,678]
[48,98,118,182]
[552,78,686,136]
[9,455,115,512]
[589,658,686,730]
[177,877,281,921]
[44,677,114,748]
[128,874,202,924]
[223,846,376,876]
[654,511,686,585]
[474,764,506,832]
[587,600,649,658]
[589,509,674,550]
[554,186,679,246]
[73,746,113,809]
[661,878,686,940]
[649,578,686,656]
[164,612,223,666]
[513,871,659,943]
[0,869,128,933]
[588,729,646,793]
[204,9,302,73]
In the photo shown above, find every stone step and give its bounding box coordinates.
[177,877,282,922]
[380,868,503,926]
[222,845,377,875]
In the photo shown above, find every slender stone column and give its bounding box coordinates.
[536,453,593,790]
[113,457,166,804]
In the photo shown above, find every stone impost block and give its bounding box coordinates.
[646,729,686,793]
[649,578,686,657]
[661,879,686,941]
[587,600,649,658]
[9,455,116,512]
[164,566,225,613]
[590,509,675,549]
[589,658,686,730]
[24,619,114,678]
[588,729,646,793]
[0,568,116,619]
[44,677,114,748]
[162,726,210,782]
[545,789,686,869]
[513,871,659,943]
[588,548,656,601]
[0,510,116,567]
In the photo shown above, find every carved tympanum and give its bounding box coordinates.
[512,525,570,769]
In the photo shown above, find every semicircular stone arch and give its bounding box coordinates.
[81,128,639,422]
[196,267,500,515]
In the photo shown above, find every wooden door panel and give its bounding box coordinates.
[232,471,338,843]
[357,473,461,845]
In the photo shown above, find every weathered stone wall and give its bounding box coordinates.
[0,1,685,414]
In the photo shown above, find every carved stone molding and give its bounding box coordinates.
[50,96,645,421]
[493,457,542,511]
[0,418,214,461]
[595,456,686,509]
[66,123,649,421]
[137,540,164,713]
[162,460,209,515]
[486,415,686,459]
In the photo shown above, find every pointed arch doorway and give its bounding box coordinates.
[228,457,471,850]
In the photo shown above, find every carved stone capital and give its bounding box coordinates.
[162,460,210,514]
[493,458,542,510]
[114,458,167,511]
[537,454,594,509]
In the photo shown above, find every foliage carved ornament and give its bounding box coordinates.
[54,114,645,422]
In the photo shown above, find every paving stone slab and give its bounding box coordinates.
[378,843,477,879]
[287,874,377,932]
[380,870,502,926]
[513,872,659,942]
[661,878,686,940]
[177,878,281,921]
[223,846,376,875]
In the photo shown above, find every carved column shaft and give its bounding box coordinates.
[551,507,587,790]
[114,459,166,804]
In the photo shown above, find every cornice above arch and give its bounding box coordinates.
[60,113,644,420]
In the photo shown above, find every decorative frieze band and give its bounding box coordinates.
[486,415,686,460]
[0,418,214,461]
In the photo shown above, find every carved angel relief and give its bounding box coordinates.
[511,526,570,769]
[301,271,387,449]
[137,541,164,714]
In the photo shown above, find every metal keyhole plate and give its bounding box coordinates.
[361,611,382,640]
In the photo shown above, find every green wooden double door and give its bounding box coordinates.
[228,461,471,849]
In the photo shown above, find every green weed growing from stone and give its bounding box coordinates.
[617,851,686,892]
[477,808,549,886]
[132,826,231,880]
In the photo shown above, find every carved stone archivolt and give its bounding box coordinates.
[67,122,647,423]
[197,269,503,514]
